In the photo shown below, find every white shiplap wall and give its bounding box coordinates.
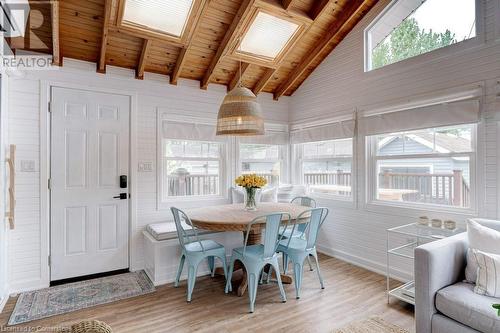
[6,60,289,293]
[290,0,500,278]
[0,73,9,311]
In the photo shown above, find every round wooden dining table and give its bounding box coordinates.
[185,202,311,297]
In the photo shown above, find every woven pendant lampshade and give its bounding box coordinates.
[216,86,265,136]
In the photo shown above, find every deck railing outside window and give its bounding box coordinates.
[166,170,470,207]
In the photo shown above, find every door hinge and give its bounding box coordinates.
[48,101,51,113]
[48,178,52,190]
[48,255,51,266]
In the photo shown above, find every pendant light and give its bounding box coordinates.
[216,42,264,136]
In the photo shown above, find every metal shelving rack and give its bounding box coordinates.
[386,223,465,305]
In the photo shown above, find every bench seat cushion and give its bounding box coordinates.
[145,222,213,241]
[436,282,500,333]
[146,223,179,241]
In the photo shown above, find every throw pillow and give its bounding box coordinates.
[473,249,500,297]
[231,187,245,204]
[465,220,500,283]
[259,187,278,203]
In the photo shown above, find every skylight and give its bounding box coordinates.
[239,12,299,59]
[122,0,194,37]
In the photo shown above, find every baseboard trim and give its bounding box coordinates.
[316,245,412,282]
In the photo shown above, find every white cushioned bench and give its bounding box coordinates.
[143,222,239,286]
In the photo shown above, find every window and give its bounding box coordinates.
[161,139,224,200]
[297,138,353,198]
[239,11,300,60]
[122,0,194,37]
[365,0,477,70]
[239,144,283,187]
[368,124,475,209]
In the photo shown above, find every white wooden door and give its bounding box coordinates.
[50,87,130,281]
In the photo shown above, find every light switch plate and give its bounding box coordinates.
[20,160,36,172]
[138,162,153,172]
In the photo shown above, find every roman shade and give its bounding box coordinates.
[161,120,226,142]
[290,119,356,144]
[360,99,481,136]
[238,130,289,145]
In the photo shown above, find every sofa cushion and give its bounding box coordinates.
[436,282,500,333]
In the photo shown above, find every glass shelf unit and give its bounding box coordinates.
[386,223,465,305]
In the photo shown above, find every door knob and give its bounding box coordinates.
[113,193,128,200]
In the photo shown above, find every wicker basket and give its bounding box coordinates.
[70,320,112,333]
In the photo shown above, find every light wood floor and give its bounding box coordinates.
[0,255,415,333]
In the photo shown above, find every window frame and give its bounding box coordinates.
[365,124,478,214]
[237,142,289,186]
[157,138,228,207]
[294,138,355,202]
[364,0,484,72]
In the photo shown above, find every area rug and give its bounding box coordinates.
[333,317,409,333]
[8,270,155,325]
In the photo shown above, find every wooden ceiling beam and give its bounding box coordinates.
[170,0,209,85]
[281,0,294,10]
[136,39,151,80]
[97,0,112,73]
[274,0,372,99]
[252,68,276,95]
[200,0,256,90]
[309,0,332,20]
[51,0,61,66]
[228,62,251,92]
[255,0,312,25]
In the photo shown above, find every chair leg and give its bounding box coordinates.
[174,255,185,288]
[293,261,304,299]
[283,253,289,274]
[218,255,228,281]
[307,255,314,271]
[208,256,215,277]
[259,265,266,285]
[312,252,324,289]
[225,259,235,293]
[266,265,273,284]
[272,260,287,303]
[247,269,260,313]
[186,262,200,303]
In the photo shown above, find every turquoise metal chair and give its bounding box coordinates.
[277,207,329,299]
[278,196,317,271]
[171,207,228,303]
[280,196,316,239]
[225,212,291,313]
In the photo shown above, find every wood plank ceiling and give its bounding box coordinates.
[12,0,379,99]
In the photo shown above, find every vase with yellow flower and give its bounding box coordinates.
[235,174,267,211]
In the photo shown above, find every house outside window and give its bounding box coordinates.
[161,140,224,199]
[239,143,283,187]
[365,0,477,71]
[297,138,354,199]
[368,124,475,208]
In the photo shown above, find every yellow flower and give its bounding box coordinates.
[235,174,268,188]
